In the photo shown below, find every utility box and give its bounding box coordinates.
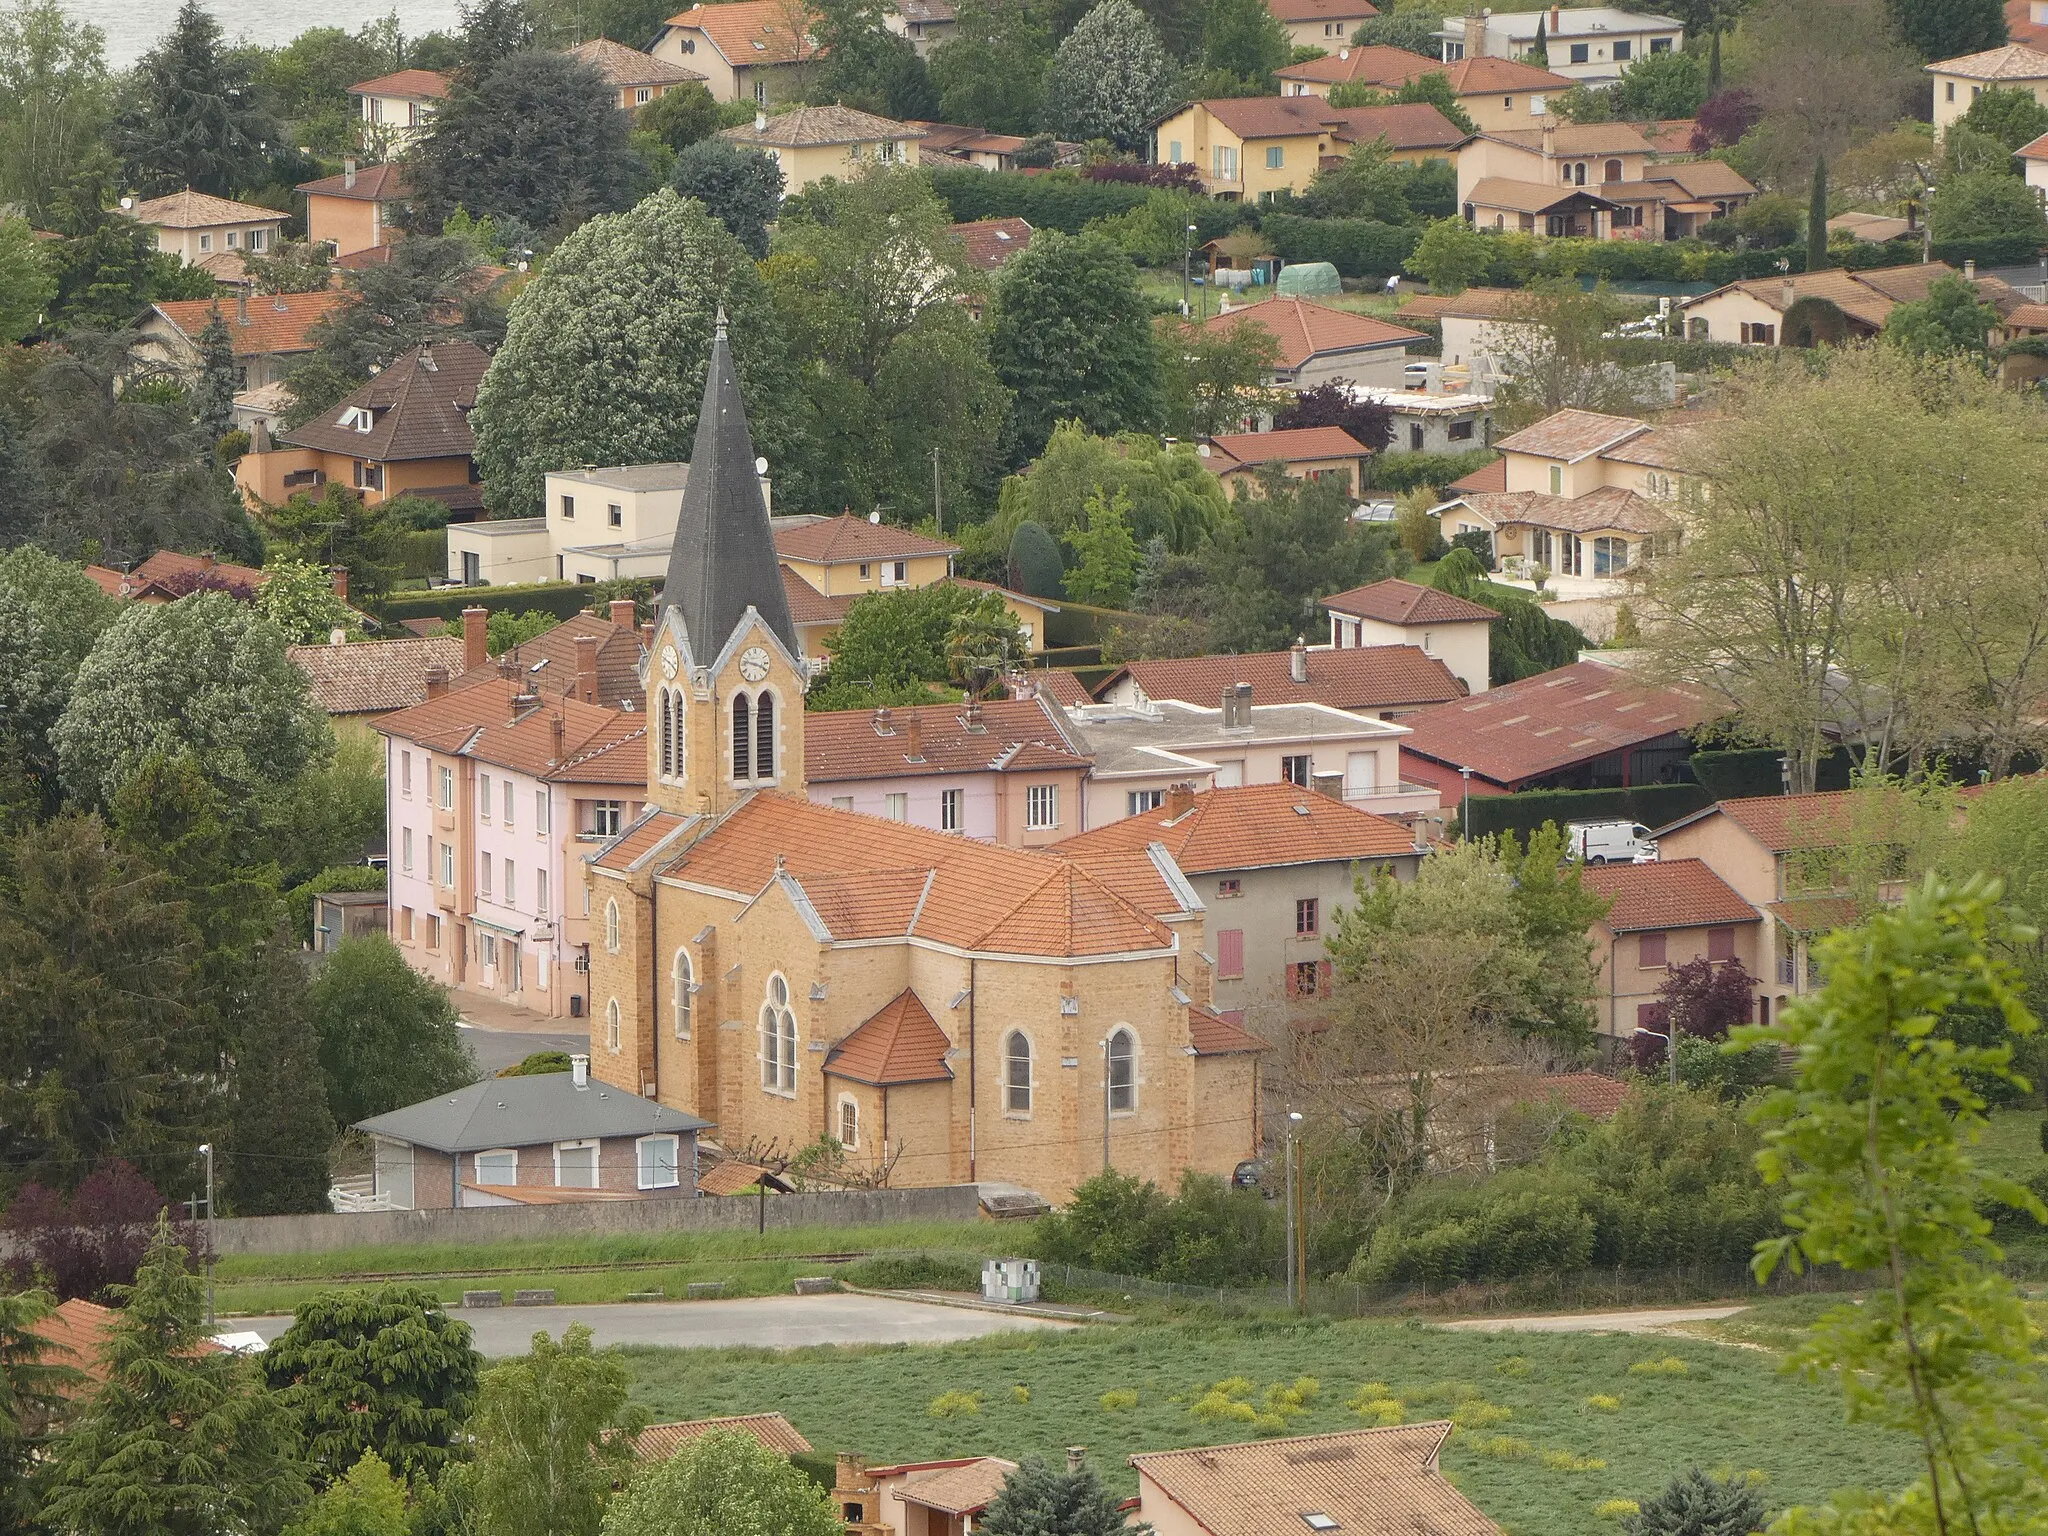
[982,1257,1041,1303]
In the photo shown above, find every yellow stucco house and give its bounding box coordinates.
[1153,97,1465,201]
[719,105,924,191]
[1276,50,1576,134]
[1927,42,2048,132]
[652,0,821,104]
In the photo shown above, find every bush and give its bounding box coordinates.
[1261,212,1420,277]
[500,1050,572,1077]
[928,1390,983,1417]
[1459,786,1711,847]
[1098,1388,1139,1410]
[1363,448,1497,493]
[1032,1168,1282,1285]
[1,1161,205,1300]
[930,167,1233,235]
[287,864,388,944]
[840,1254,983,1291]
[1623,1468,1768,1536]
[1627,1356,1689,1376]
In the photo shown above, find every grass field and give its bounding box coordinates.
[620,1316,1917,1536]
[1135,268,1407,319]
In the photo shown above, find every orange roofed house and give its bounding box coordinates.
[298,161,411,259]
[136,289,347,433]
[1581,857,1764,1045]
[569,36,707,108]
[580,321,1259,1201]
[651,0,821,103]
[1154,97,1464,202]
[1200,297,1425,389]
[349,69,450,150]
[1279,50,1575,135]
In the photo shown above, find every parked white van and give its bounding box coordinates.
[1567,820,1658,864]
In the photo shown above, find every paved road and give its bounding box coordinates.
[457,1021,590,1076]
[240,1292,1076,1356]
[1439,1304,1747,1334]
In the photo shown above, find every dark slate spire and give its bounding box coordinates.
[662,311,799,661]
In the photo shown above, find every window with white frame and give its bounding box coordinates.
[758,973,797,1094]
[672,948,693,1038]
[474,1149,517,1186]
[605,997,622,1051]
[1107,1027,1137,1113]
[480,852,492,898]
[941,788,962,832]
[885,792,908,821]
[537,869,549,915]
[480,932,498,968]
[401,751,413,796]
[1128,789,1164,816]
[438,765,454,809]
[1004,1030,1032,1114]
[1026,783,1056,830]
[604,898,621,952]
[503,780,513,826]
[438,841,455,888]
[555,1139,599,1188]
[589,800,623,837]
[636,85,653,104]
[480,774,492,818]
[637,1133,679,1188]
[401,827,414,873]
[503,860,515,905]
[837,1095,859,1150]
[536,789,549,834]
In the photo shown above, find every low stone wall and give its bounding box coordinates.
[208,1184,984,1257]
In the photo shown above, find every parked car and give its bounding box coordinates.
[1567,819,1659,864]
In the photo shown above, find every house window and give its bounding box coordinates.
[537,869,549,915]
[1569,41,1589,61]
[537,790,550,833]
[480,773,492,819]
[503,780,514,826]
[831,795,854,810]
[1640,931,1668,968]
[1650,34,1672,49]
[461,551,480,585]
[637,1134,680,1188]
[673,949,693,1038]
[503,861,514,905]
[837,1096,859,1149]
[1296,897,1319,936]
[1604,158,1622,182]
[1740,322,1776,345]
[1026,783,1057,829]
[589,800,623,836]
[438,841,454,889]
[1449,418,1475,441]
[353,461,383,492]
[481,931,499,972]
[1708,926,1736,961]
[605,999,621,1051]
[604,898,621,953]
[1217,928,1245,979]
[555,1139,599,1188]
[1289,959,1330,998]
[225,229,238,249]
[879,560,907,586]
[1213,144,1238,180]
[250,228,268,252]
[402,827,414,873]
[1265,145,1284,169]
[198,233,212,252]
[636,85,653,104]
[1128,789,1164,816]
[1549,463,1563,494]
[1946,80,1956,101]
[561,494,575,519]
[608,503,622,527]
[1593,536,1630,576]
[1004,1030,1033,1114]
[438,766,454,809]
[941,788,962,831]
[475,1149,517,1186]
[1217,878,1241,897]
[480,852,492,898]
[885,792,908,821]
[1409,423,1424,450]
[1281,754,1311,787]
[1613,38,1630,59]
[398,906,414,940]
[1169,139,1182,162]
[401,751,412,796]
[425,914,441,949]
[759,973,797,1094]
[1106,1027,1137,1113]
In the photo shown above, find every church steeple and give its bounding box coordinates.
[662,312,799,661]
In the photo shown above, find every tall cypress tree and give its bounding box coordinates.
[1807,155,1830,271]
[194,309,236,447]
[222,932,335,1216]
[1708,27,1721,91]
[1529,11,1548,62]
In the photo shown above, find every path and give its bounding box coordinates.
[452,988,589,1076]
[1439,1303,1747,1334]
[238,1291,1076,1355]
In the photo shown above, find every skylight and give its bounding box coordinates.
[1302,1515,1340,1532]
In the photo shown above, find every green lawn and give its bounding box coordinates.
[620,1317,1917,1536]
[1136,268,1406,320]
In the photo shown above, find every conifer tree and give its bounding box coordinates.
[194,307,236,446]
[222,932,335,1216]
[979,1457,1146,1536]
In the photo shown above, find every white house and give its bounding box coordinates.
[1436,5,1685,85]
[1321,577,1497,695]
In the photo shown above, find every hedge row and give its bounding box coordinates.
[928,168,1250,239]
[1461,782,1713,844]
[378,580,604,625]
[1261,213,1420,277]
[1364,448,1496,493]
[1604,335,1751,372]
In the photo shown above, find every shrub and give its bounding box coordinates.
[1622,1467,1768,1536]
[1544,1448,1609,1472]
[1452,1399,1512,1428]
[1190,1389,1260,1424]
[1597,1499,1643,1519]
[1098,1389,1139,1411]
[928,1390,983,1417]
[500,1050,572,1076]
[1494,1356,1531,1378]
[840,1254,983,1291]
[1011,1385,1032,1403]
[1,1161,203,1300]
[1261,212,1420,277]
[1627,1356,1689,1376]
[1465,1434,1537,1461]
[1586,1394,1622,1412]
[1032,1169,1281,1285]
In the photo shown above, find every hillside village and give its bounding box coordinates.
[5,0,2048,1530]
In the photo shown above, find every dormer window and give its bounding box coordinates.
[338,406,375,432]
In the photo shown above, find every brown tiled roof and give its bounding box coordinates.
[2006,301,2048,330]
[376,676,646,784]
[1705,791,1860,853]
[569,36,705,85]
[124,549,269,598]
[2020,127,2048,160]
[1856,260,2024,318]
[1130,1423,1498,1536]
[1595,423,1698,470]
[298,163,412,201]
[948,577,1058,612]
[723,104,920,147]
[451,611,647,709]
[2012,0,2048,48]
[898,1459,1018,1515]
[694,1159,779,1195]
[1692,262,2021,329]
[1830,210,1914,243]
[804,697,1090,782]
[280,342,488,464]
[1441,54,1573,92]
[1276,44,1440,87]
[1204,427,1368,472]
[1102,645,1463,713]
[1482,122,1655,155]
[124,189,283,229]
[1322,577,1498,626]
[1465,176,1617,216]
[1446,455,1506,494]
[951,216,1034,270]
[1580,857,1758,932]
[83,564,125,595]
[1538,1072,1627,1119]
[824,989,955,1085]
[349,68,452,99]
[1267,0,1378,19]
[290,635,468,715]
[781,565,853,626]
[635,1414,811,1461]
[1645,159,1755,198]
[1645,118,1699,153]
[1495,408,1649,462]
[774,514,961,564]
[1398,659,1719,787]
[151,291,346,359]
[33,1298,222,1398]
[1926,41,2048,78]
[1188,1003,1269,1055]
[1452,485,1673,536]
[1397,286,1521,321]
[1765,894,1864,934]
[1055,782,1416,876]
[1026,668,1093,707]
[663,1,821,65]
[1192,96,1461,151]
[1201,298,1422,372]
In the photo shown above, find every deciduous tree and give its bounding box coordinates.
[1201,0,1290,86]
[670,137,784,258]
[1403,215,1493,294]
[1931,167,2048,240]
[1479,279,1669,430]
[1882,271,1999,356]
[1200,469,1403,652]
[307,936,473,1129]
[0,0,111,223]
[0,216,53,343]
[283,1451,409,1536]
[1886,0,2006,60]
[598,1426,842,1536]
[1274,378,1393,453]
[1609,47,1706,119]
[929,0,1049,132]
[1156,312,1283,438]
[1730,0,1918,188]
[0,546,118,798]
[1041,0,1177,148]
[466,1325,642,1536]
[1958,81,2048,149]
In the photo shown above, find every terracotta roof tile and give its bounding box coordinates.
[1705,791,1861,853]
[723,104,923,147]
[1494,408,1651,461]
[774,514,961,564]
[635,1414,811,1460]
[694,1159,779,1195]
[824,988,955,1084]
[951,216,1035,270]
[805,697,1090,782]
[1926,41,2048,78]
[151,290,347,359]
[123,189,284,229]
[450,610,647,710]
[1322,577,1498,626]
[1451,485,1674,536]
[297,163,412,201]
[1765,894,1865,933]
[1538,1072,1627,1118]
[663,1,821,65]
[898,1459,1018,1515]
[794,868,934,939]
[1055,782,1416,876]
[1204,427,1369,471]
[1276,44,1440,87]
[2020,128,2048,159]
[1465,177,1617,216]
[290,635,468,715]
[591,810,695,874]
[377,676,646,784]
[569,36,705,85]
[349,68,452,98]
[1188,1003,1269,1055]
[1102,645,1463,713]
[1446,455,1506,494]
[782,565,854,626]
[1024,668,1093,707]
[123,549,269,598]
[1192,97,1462,151]
[280,341,487,464]
[1267,0,1378,19]
[1580,857,1758,931]
[1440,53,1574,92]
[32,1298,222,1398]
[83,564,125,595]
[1482,122,1655,155]
[1200,297,1423,372]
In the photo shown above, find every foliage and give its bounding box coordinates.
[0,1159,188,1299]
[503,1049,573,1076]
[1886,0,2006,60]
[1622,1467,1768,1536]
[41,1217,309,1536]
[1302,138,1413,223]
[1747,876,2048,1536]
[638,81,722,153]
[1610,49,1707,120]
[1405,216,1494,294]
[440,606,560,656]
[223,933,336,1216]
[996,424,1229,553]
[466,1324,643,1536]
[1958,82,2048,152]
[1388,71,1477,134]
[598,1425,843,1536]
[265,1287,481,1487]
[0,1286,78,1526]
[1009,518,1067,599]
[1477,280,1669,432]
[0,0,111,223]
[1931,167,2048,242]
[929,0,1052,134]
[1274,379,1393,454]
[0,546,118,797]
[282,1451,409,1536]
[306,936,473,1129]
[979,1457,1155,1536]
[115,0,278,197]
[1882,272,2000,357]
[1656,958,1758,1043]
[1042,0,1177,149]
[1064,487,1144,607]
[670,137,785,259]
[927,166,1166,233]
[0,216,53,342]
[1156,313,1282,437]
[1428,553,1586,685]
[1202,0,1290,87]
[470,187,800,518]
[254,558,358,645]
[1731,0,1921,188]
[1349,5,1451,55]
[810,0,937,118]
[989,229,1164,459]
[1199,469,1403,652]
[807,583,1025,704]
[1033,1169,1280,1285]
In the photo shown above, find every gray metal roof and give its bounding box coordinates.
[354,1073,711,1153]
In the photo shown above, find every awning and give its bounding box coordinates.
[1668,200,1719,213]
[467,914,527,937]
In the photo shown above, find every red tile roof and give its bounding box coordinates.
[1765,894,1865,934]
[2011,0,2048,48]
[1321,577,1498,626]
[376,676,647,784]
[1201,297,1423,373]
[1440,53,1574,93]
[773,513,960,564]
[290,635,468,716]
[1452,485,1674,537]
[1398,659,1720,788]
[1203,426,1369,472]
[804,697,1090,782]
[151,291,346,359]
[450,610,648,710]
[32,1298,222,1397]
[298,163,412,201]
[781,565,854,626]
[1100,645,1463,713]
[1188,1003,1269,1055]
[123,189,283,229]
[1580,857,1758,932]
[348,68,452,99]
[897,1459,1018,1516]
[1494,408,1649,462]
[1538,1072,1627,1119]
[1024,668,1093,707]
[1446,456,1506,495]
[1267,0,1378,19]
[1698,791,1861,853]
[83,564,125,595]
[635,1414,812,1461]
[951,216,1035,270]
[280,341,487,464]
[123,549,269,599]
[1276,44,1439,87]
[1192,97,1463,153]
[1055,781,1416,875]
[661,1,821,66]
[824,989,956,1084]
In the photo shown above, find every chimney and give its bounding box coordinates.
[574,633,599,704]
[1066,1448,1087,1474]
[1780,277,1796,310]
[461,606,488,671]
[343,157,357,190]
[571,1053,589,1087]
[1550,4,1559,33]
[497,653,517,680]
[1541,120,1555,160]
[755,110,767,131]
[250,420,272,453]
[904,710,925,763]
[1463,8,1486,56]
[1290,637,1309,684]
[551,713,565,764]
[328,626,347,647]
[963,697,985,732]
[639,619,656,650]
[609,597,637,630]
[874,705,895,736]
[1165,782,1196,820]
[424,664,449,698]
[1964,259,1977,280]
[235,288,249,325]
[330,566,349,601]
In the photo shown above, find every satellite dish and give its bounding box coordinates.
[868,509,882,524]
[754,456,768,475]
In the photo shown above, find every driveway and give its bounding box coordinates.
[1439,1304,1747,1334]
[458,1021,590,1077]
[240,1291,1075,1356]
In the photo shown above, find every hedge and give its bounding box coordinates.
[927,168,1254,239]
[1603,335,1750,372]
[1689,746,1852,799]
[1928,233,2046,268]
[1364,448,1496,493]
[1461,782,1713,845]
[1262,212,1420,278]
[377,581,606,626]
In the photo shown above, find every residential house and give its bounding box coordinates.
[1828,209,1914,243]
[449,603,652,711]
[1270,0,1385,50]
[917,123,1035,170]
[1927,42,2048,132]
[1197,426,1371,492]
[2010,0,2048,48]
[1581,858,1764,1044]
[1436,5,1685,85]
[1431,407,1689,594]
[85,549,269,601]
[354,1056,710,1208]
[1680,261,2023,344]
[1396,656,1720,798]
[1598,157,1759,240]
[950,216,1034,270]
[1200,297,1426,389]
[235,341,489,517]
[1322,576,1496,695]
[1095,640,1466,719]
[298,160,411,259]
[568,36,706,108]
[1055,780,1423,1020]
[1456,122,1739,239]
[719,105,924,191]
[1282,51,1578,134]
[1991,295,2048,386]
[1398,285,1526,369]
[1153,98,1464,202]
[136,290,345,426]
[2023,130,2048,195]
[775,512,958,596]
[837,1454,1019,1536]
[636,1415,812,1462]
[348,69,451,149]
[886,0,959,53]
[1128,1425,1502,1536]
[1351,378,1495,453]
[652,1,821,104]
[290,633,469,724]
[121,189,285,269]
[1275,42,1441,96]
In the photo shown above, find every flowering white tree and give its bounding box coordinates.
[1041,0,1176,149]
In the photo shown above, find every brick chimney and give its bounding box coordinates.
[343,156,357,190]
[609,597,637,630]
[424,664,448,698]
[574,633,599,703]
[904,711,925,763]
[1290,636,1309,684]
[1066,1448,1088,1473]
[1165,782,1196,819]
[330,566,349,601]
[551,713,565,765]
[235,288,249,326]
[1463,6,1487,56]
[461,607,488,671]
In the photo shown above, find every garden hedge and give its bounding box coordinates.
[1461,782,1713,844]
[1261,213,1420,277]
[378,581,604,625]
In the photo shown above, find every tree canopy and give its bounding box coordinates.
[1041,0,1177,147]
[306,935,473,1129]
[597,1426,842,1536]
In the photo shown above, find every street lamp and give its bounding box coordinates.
[1182,222,1199,317]
[196,1143,217,1327]
[1457,765,1474,837]
[1633,1026,1679,1088]
[1283,1111,1304,1310]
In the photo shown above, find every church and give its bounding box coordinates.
[583,320,1264,1201]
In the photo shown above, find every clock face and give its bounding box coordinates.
[739,645,772,683]
[660,646,679,680]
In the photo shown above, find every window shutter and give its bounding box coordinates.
[1283,963,1299,999]
[1217,929,1244,980]
[1708,926,1735,961]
